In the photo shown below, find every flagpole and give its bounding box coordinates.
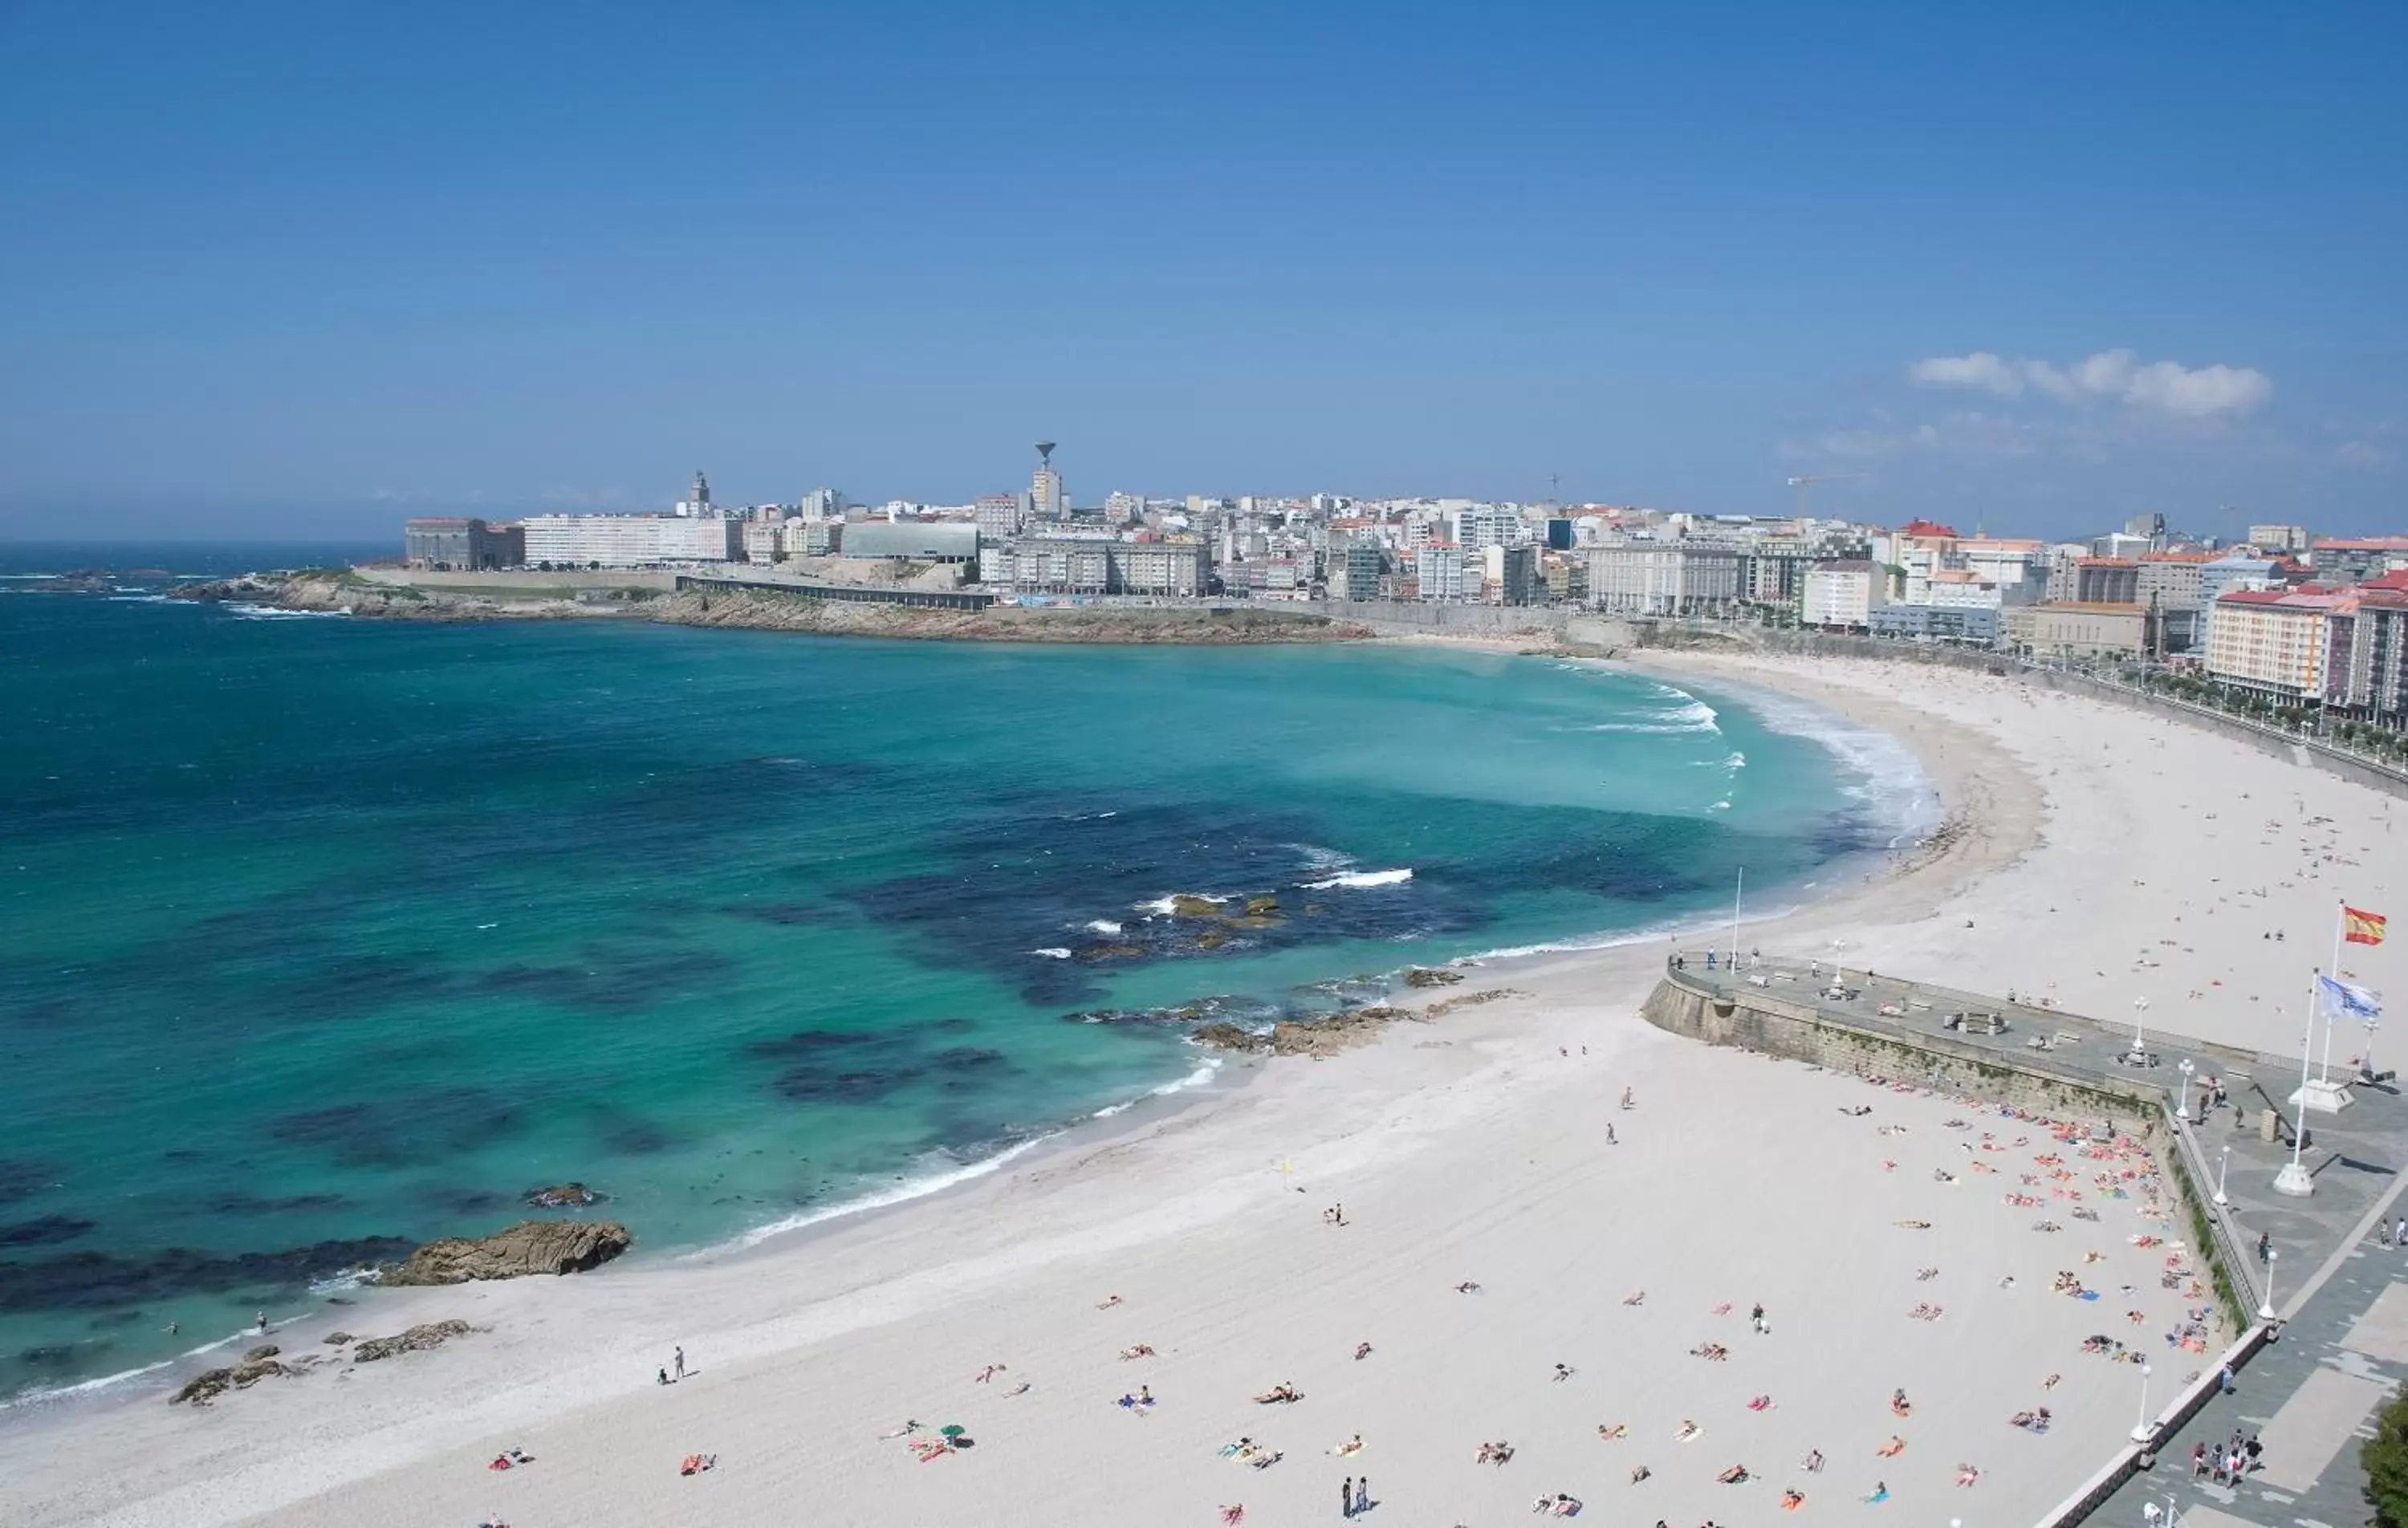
[1730,867,1743,969]
[2275,986,2317,1196]
[2328,901,2345,1085]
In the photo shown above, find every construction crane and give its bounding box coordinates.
[1785,473,1867,518]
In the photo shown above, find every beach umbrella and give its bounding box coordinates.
[940,1424,966,1437]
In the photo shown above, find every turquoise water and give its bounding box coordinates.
[0,564,1915,1399]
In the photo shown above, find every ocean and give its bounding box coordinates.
[0,546,1930,1402]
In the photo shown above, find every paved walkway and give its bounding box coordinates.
[1667,953,2408,1526]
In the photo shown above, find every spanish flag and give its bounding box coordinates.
[2345,906,2389,946]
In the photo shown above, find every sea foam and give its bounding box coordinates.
[1301,868,1414,890]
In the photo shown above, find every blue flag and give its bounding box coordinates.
[2321,974,2383,1022]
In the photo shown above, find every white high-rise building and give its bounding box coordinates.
[523,514,741,568]
[673,469,715,518]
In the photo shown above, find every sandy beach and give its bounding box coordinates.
[6,648,2398,1528]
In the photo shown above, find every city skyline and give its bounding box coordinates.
[2,2,2402,541]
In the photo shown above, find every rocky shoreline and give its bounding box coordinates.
[169,572,1378,644]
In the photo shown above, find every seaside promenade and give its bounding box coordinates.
[1656,950,2408,1528]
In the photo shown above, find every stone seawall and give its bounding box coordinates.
[1639,973,2162,1127]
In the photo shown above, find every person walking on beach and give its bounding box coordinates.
[254,1311,268,1334]
[1751,1302,1767,1335]
[1355,1476,1369,1514]
[673,1346,686,1380]
[1340,1475,1353,1518]
[1606,1124,1617,1146]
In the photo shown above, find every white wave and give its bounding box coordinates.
[308,1267,380,1298]
[1090,1058,1224,1120]
[722,1132,1061,1251]
[1084,920,1123,936]
[1029,947,1073,959]
[223,602,346,620]
[1715,681,1941,848]
[0,1358,176,1412]
[1560,696,1721,735]
[107,592,172,603]
[1301,868,1414,890]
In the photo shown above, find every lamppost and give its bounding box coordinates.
[2178,1058,2195,1123]
[2214,1145,2231,1207]
[2127,996,2151,1065]
[2260,1248,2280,1324]
[2130,1361,2154,1445]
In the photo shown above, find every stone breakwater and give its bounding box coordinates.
[171,574,1379,644]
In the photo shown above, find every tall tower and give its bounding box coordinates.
[1031,441,1064,521]
[691,470,713,513]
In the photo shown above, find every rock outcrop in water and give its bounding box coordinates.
[1190,990,1526,1059]
[522,1182,607,1209]
[382,1219,631,1286]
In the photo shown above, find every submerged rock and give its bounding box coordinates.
[521,1182,607,1209]
[1403,967,1464,988]
[383,1220,630,1286]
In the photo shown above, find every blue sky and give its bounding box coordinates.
[1,1,2400,541]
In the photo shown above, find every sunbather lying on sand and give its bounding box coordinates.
[1630,1465,1652,1482]
[1676,1421,1701,1443]
[677,1454,718,1476]
[1877,1437,1906,1457]
[1119,1345,1156,1359]
[1478,1441,1515,1465]
[1718,1465,1750,1484]
[1252,1383,1302,1404]
[1623,1291,1645,1306]
[1781,1489,1806,1510]
[1597,1424,1627,1440]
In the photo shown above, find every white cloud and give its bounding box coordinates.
[1909,348,2272,418]
[1782,412,2034,464]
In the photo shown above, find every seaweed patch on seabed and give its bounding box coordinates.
[0,1160,59,1206]
[205,1193,352,1217]
[0,1235,415,1313]
[0,1216,97,1247]
[848,799,1490,1002]
[744,1026,1012,1104]
[474,947,735,1012]
[265,1087,528,1170]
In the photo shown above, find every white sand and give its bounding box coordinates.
[6,652,2397,1528]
